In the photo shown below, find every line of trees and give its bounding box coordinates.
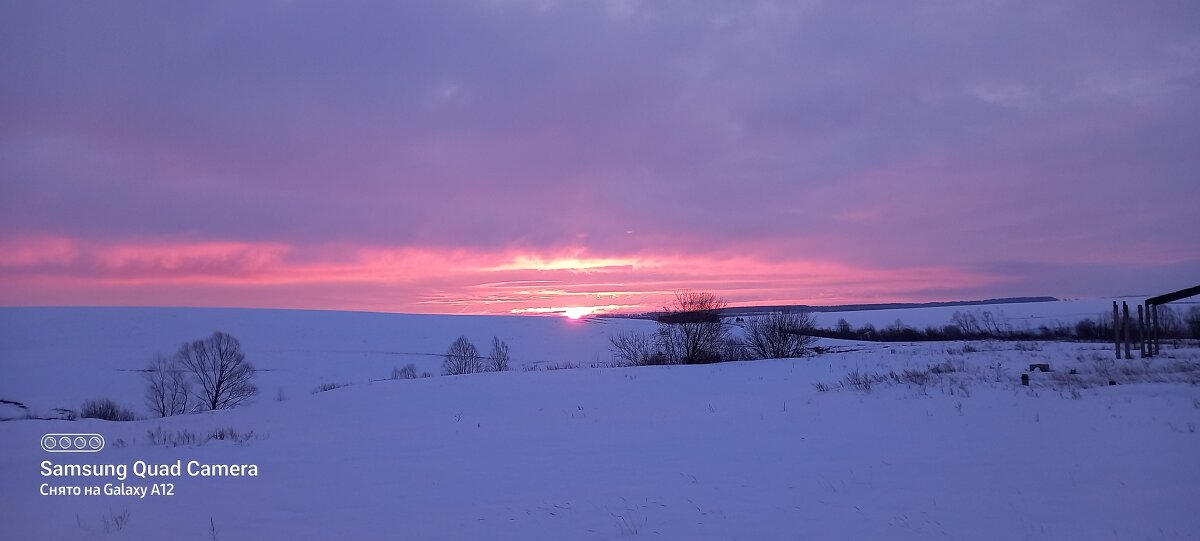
[610,290,817,366]
[811,305,1200,342]
[442,335,511,375]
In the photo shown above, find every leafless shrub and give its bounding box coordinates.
[744,312,816,359]
[443,336,482,375]
[146,426,260,447]
[80,398,138,421]
[900,368,931,386]
[146,427,201,447]
[488,337,511,372]
[391,364,418,380]
[312,382,348,394]
[176,331,258,410]
[144,354,191,417]
[842,369,887,392]
[609,330,657,366]
[655,290,729,364]
[207,427,258,444]
[929,360,964,374]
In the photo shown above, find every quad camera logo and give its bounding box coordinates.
[41,433,104,453]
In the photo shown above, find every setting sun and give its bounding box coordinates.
[563,307,593,320]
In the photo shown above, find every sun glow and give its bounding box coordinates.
[563,307,593,319]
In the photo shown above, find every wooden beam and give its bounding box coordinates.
[1146,284,1200,306]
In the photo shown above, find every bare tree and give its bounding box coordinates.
[655,290,729,364]
[144,354,191,417]
[1187,306,1200,339]
[443,336,481,375]
[175,332,258,411]
[391,364,418,380]
[487,337,510,372]
[609,330,656,366]
[744,312,816,359]
[951,311,981,336]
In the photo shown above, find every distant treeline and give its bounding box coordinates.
[605,297,1061,321]
[723,296,1059,318]
[806,305,1200,342]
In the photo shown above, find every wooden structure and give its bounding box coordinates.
[1133,284,1200,359]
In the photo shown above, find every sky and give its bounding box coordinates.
[1,0,1198,316]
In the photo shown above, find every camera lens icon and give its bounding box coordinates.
[41,433,104,453]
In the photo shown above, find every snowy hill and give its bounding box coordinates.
[0,307,655,415]
[1,305,1198,539]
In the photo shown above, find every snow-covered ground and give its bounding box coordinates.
[1,304,1198,539]
[0,307,655,416]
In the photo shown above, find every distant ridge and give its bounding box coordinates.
[607,296,1058,319]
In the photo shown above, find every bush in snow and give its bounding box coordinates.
[743,312,816,359]
[312,382,348,394]
[488,337,510,372]
[443,336,482,375]
[392,364,418,380]
[80,398,138,421]
[654,290,730,364]
[609,330,656,366]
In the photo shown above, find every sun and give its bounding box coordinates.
[563,307,593,320]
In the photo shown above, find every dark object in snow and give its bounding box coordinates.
[1029,363,1051,372]
[1109,380,1117,386]
[1021,373,1029,386]
[1069,368,1077,375]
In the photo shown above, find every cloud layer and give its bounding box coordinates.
[2,1,1198,314]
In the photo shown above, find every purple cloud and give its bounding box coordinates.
[1,1,1197,311]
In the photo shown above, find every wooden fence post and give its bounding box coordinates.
[1113,301,1120,359]
[1147,307,1156,357]
[1138,304,1146,357]
[1122,302,1131,360]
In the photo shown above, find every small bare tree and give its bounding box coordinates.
[609,330,655,366]
[391,364,418,380]
[176,331,258,411]
[443,336,481,375]
[488,337,510,372]
[744,312,816,359]
[144,354,191,417]
[655,290,729,364]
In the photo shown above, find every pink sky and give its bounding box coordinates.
[1,2,1198,315]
